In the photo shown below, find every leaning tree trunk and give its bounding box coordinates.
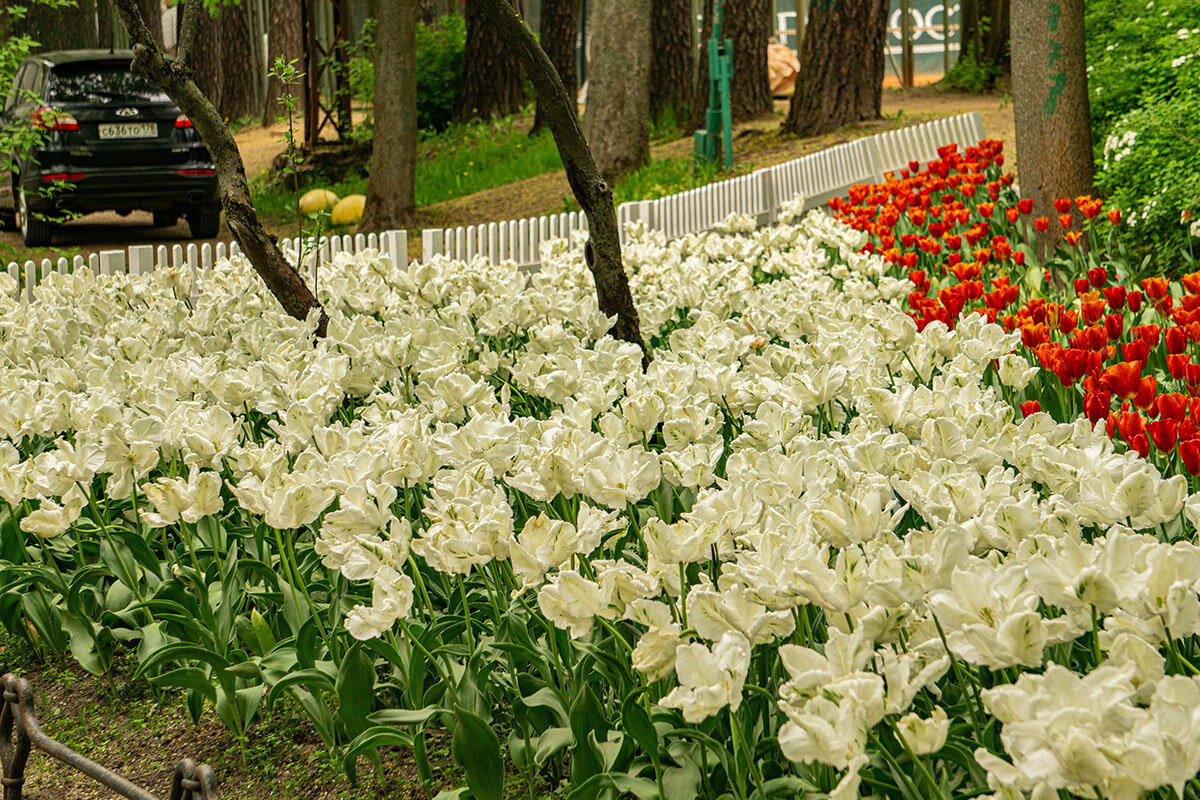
[359,0,418,231]
[113,0,327,337]
[193,2,262,122]
[583,0,651,183]
[531,0,580,135]
[783,0,886,137]
[649,0,693,124]
[263,0,304,124]
[959,0,1011,75]
[1011,0,1093,251]
[474,0,647,364]
[455,0,524,123]
[726,0,772,122]
[688,0,714,133]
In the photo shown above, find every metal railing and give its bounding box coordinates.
[0,673,220,800]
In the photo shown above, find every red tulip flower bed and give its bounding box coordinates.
[829,139,1200,476]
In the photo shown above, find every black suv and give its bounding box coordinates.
[0,50,220,246]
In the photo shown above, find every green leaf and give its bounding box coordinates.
[522,686,570,727]
[568,772,661,800]
[533,726,575,766]
[569,683,607,784]
[621,693,659,764]
[367,706,440,727]
[451,703,504,800]
[149,666,216,702]
[265,668,336,706]
[59,610,105,675]
[336,644,376,740]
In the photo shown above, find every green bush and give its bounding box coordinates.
[416,15,466,131]
[1086,0,1200,268]
[347,14,465,132]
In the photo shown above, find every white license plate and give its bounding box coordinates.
[98,122,157,139]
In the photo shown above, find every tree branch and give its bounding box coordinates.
[473,0,648,365]
[111,0,328,338]
[176,0,202,68]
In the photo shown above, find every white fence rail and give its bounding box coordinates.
[4,230,406,302]
[425,111,985,267]
[4,111,984,297]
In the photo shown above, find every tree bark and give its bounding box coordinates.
[782,0,886,137]
[112,0,327,338]
[726,0,771,122]
[583,0,651,183]
[263,0,304,124]
[359,0,418,231]
[473,0,647,364]
[25,0,99,51]
[649,0,693,124]
[420,0,455,24]
[688,0,714,133]
[1011,0,1093,250]
[455,0,524,123]
[192,1,262,123]
[959,0,1010,73]
[531,0,580,135]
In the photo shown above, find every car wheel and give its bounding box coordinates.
[187,209,220,239]
[152,210,177,228]
[16,186,54,247]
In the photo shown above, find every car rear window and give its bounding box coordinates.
[48,63,169,104]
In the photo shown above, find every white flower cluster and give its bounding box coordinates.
[3,211,1200,799]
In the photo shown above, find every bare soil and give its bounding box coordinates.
[0,86,1014,266]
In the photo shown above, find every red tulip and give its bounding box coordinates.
[1107,208,1121,225]
[1148,419,1178,453]
[1131,433,1151,458]
[1103,285,1127,311]
[1182,439,1200,475]
[1084,391,1112,424]
[1102,360,1143,400]
[1166,326,1188,354]
[1168,354,1191,380]
[1020,400,1042,418]
[1158,392,1189,420]
[1105,313,1124,342]
[1088,267,1108,288]
[1034,216,1050,233]
[1143,277,1170,301]
[1128,291,1144,312]
[1054,197,1073,214]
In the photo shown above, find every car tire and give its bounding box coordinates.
[16,186,54,247]
[152,210,177,228]
[187,209,220,239]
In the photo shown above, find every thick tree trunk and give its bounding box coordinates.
[98,0,115,49]
[473,0,647,364]
[455,0,524,123]
[193,2,262,123]
[531,0,580,135]
[959,0,1010,73]
[1011,0,1093,250]
[726,0,771,122]
[782,0,885,137]
[649,0,693,124]
[112,0,327,337]
[688,0,714,133]
[26,0,99,51]
[263,0,304,124]
[420,0,455,24]
[583,0,651,183]
[359,0,418,231]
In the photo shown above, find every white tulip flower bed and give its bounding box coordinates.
[3,200,1200,800]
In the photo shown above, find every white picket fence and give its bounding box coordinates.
[3,111,984,298]
[3,229,406,302]
[424,111,986,266]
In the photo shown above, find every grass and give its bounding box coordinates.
[251,116,563,229]
[561,155,746,212]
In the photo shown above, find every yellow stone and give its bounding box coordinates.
[331,194,366,227]
[299,188,338,215]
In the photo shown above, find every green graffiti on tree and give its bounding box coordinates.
[1044,5,1065,117]
[1044,72,1066,116]
[1048,2,1061,31]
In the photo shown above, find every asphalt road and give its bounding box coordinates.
[1,208,231,266]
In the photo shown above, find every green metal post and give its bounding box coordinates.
[694,0,733,169]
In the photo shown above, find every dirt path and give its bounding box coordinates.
[0,87,1013,266]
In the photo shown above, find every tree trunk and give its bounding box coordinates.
[359,0,418,230]
[688,0,714,133]
[583,0,651,183]
[531,0,580,135]
[263,0,305,124]
[473,0,647,363]
[782,0,885,137]
[649,0,693,124]
[99,0,115,49]
[112,0,327,337]
[193,2,262,123]
[1011,0,1093,250]
[958,0,1010,73]
[455,0,524,123]
[25,0,99,51]
[136,0,163,46]
[420,0,455,24]
[726,0,771,122]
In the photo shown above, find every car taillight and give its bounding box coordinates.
[177,168,215,177]
[31,106,80,131]
[175,115,192,128]
[41,172,86,182]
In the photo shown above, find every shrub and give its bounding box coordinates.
[416,14,466,131]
